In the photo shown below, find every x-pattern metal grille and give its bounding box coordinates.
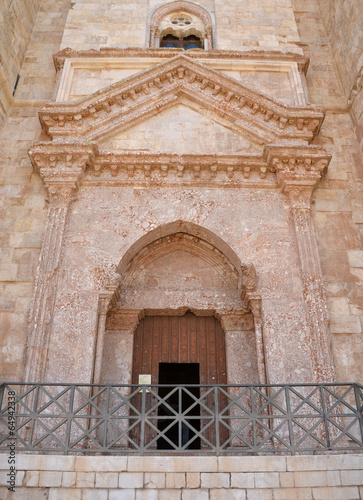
[0,382,362,455]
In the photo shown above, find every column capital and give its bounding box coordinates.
[29,142,97,206]
[98,273,121,314]
[266,145,331,208]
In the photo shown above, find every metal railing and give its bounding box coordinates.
[0,382,362,455]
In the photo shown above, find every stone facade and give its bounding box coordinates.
[1,0,362,386]
[1,0,363,496]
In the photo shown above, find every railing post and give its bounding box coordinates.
[354,383,363,445]
[140,387,146,456]
[0,384,4,409]
[320,385,331,449]
[179,387,182,450]
[285,386,295,455]
[65,385,75,455]
[214,386,220,454]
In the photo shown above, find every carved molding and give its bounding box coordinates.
[28,143,331,190]
[53,47,309,73]
[41,55,323,143]
[150,1,212,28]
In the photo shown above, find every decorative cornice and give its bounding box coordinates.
[41,55,322,144]
[53,47,309,73]
[28,143,331,190]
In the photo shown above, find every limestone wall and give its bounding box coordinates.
[61,0,301,53]
[0,0,70,381]
[1,454,362,499]
[291,0,363,383]
[0,0,42,127]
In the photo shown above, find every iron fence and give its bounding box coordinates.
[0,382,362,455]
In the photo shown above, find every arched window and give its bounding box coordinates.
[149,1,214,50]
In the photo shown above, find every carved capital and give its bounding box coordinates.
[43,178,81,206]
[98,292,115,315]
[98,274,121,315]
[267,146,331,208]
[29,143,97,205]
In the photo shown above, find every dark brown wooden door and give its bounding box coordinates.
[132,312,227,385]
[131,312,227,450]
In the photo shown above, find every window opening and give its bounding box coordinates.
[157,362,200,450]
[160,34,202,50]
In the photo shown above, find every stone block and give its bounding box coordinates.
[326,470,341,487]
[17,455,75,471]
[95,472,118,488]
[294,471,327,487]
[119,472,144,488]
[218,457,286,473]
[144,472,166,488]
[82,490,108,500]
[75,456,127,472]
[279,472,294,488]
[186,472,200,488]
[340,470,363,486]
[49,489,82,500]
[23,470,40,487]
[0,487,48,499]
[312,486,360,499]
[38,471,62,487]
[165,472,186,488]
[159,490,182,500]
[273,488,312,499]
[62,471,76,487]
[255,473,280,488]
[231,473,255,488]
[287,455,363,471]
[182,490,209,500]
[135,491,158,500]
[211,489,246,500]
[348,250,363,268]
[246,490,273,500]
[76,472,95,488]
[128,457,217,472]
[330,315,362,334]
[201,472,229,488]
[110,490,136,500]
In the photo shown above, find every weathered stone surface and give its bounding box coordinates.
[0,3,363,500]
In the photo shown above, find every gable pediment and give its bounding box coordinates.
[40,54,324,145]
[100,104,262,154]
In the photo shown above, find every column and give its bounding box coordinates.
[25,145,94,383]
[270,146,335,383]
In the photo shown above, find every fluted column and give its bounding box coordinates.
[25,144,95,382]
[270,146,335,383]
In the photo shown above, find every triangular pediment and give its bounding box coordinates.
[39,54,324,145]
[100,104,262,154]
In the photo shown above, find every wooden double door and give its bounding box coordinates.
[132,312,227,385]
[131,312,227,450]
[132,312,227,450]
